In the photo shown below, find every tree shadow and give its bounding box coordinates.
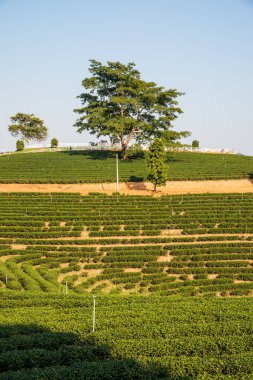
[61,150,117,160]
[126,181,147,191]
[60,150,147,163]
[246,175,253,182]
[0,323,170,379]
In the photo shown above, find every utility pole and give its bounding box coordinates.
[116,154,119,193]
[92,294,96,333]
[65,281,68,295]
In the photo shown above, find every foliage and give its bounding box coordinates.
[162,130,191,148]
[16,140,24,151]
[74,59,187,158]
[192,140,200,148]
[51,138,58,148]
[0,192,253,295]
[8,113,48,143]
[126,144,144,159]
[0,294,253,379]
[145,139,167,190]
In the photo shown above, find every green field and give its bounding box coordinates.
[1,192,253,296]
[0,293,253,379]
[0,150,253,182]
[1,190,253,378]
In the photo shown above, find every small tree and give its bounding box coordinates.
[192,140,199,148]
[8,113,48,144]
[51,138,58,148]
[145,138,167,191]
[16,140,24,151]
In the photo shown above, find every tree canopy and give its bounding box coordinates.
[161,130,191,149]
[8,113,48,144]
[74,59,189,158]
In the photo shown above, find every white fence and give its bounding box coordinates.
[19,143,237,155]
[26,143,117,151]
[167,147,237,154]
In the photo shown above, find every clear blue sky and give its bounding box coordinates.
[0,0,253,154]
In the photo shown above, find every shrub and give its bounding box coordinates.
[126,144,144,159]
[16,140,24,151]
[192,140,200,148]
[51,138,58,148]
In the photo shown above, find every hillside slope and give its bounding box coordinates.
[1,192,253,296]
[0,294,252,380]
[0,150,253,183]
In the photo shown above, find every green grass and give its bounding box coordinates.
[0,293,252,379]
[0,150,253,183]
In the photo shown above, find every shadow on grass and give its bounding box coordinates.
[61,150,147,164]
[62,150,117,160]
[0,323,169,380]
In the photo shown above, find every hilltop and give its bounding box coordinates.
[0,150,253,183]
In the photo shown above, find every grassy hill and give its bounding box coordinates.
[0,150,253,183]
[1,179,253,378]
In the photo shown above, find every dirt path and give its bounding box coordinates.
[0,179,252,196]
[0,240,250,251]
[0,233,252,248]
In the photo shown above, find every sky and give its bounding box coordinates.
[0,0,253,154]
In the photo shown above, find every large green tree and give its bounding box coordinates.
[74,60,189,159]
[8,113,48,144]
[145,138,167,191]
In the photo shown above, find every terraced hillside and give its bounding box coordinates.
[1,192,253,296]
[1,150,253,182]
[1,191,253,379]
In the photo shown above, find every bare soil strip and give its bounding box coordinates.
[0,237,251,250]
[0,179,253,196]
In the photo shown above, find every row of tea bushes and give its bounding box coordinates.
[0,293,253,379]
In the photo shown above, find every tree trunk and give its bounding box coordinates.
[120,127,136,159]
[110,136,114,147]
[121,144,127,160]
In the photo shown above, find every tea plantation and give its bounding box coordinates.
[1,293,253,379]
[1,191,253,379]
[1,150,253,182]
[0,192,253,295]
